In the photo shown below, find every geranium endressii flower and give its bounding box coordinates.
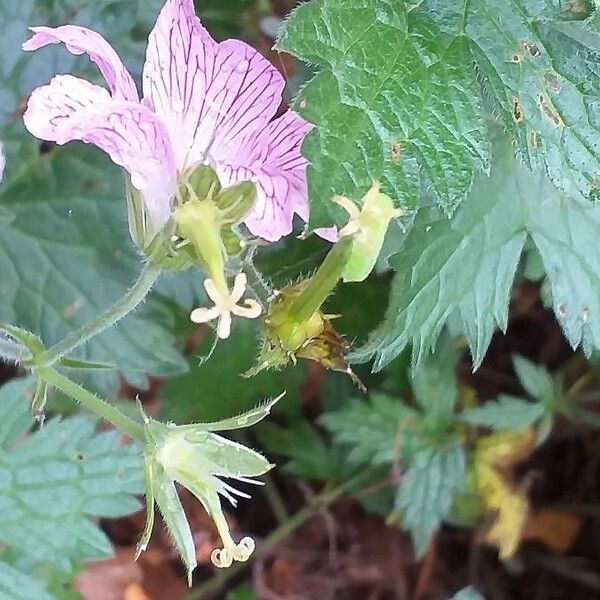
[22,0,311,241]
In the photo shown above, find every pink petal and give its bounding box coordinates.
[22,25,138,101]
[216,110,313,242]
[314,227,339,243]
[24,74,176,234]
[143,0,284,170]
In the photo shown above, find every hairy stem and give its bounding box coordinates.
[38,367,145,441]
[288,236,353,323]
[36,261,161,367]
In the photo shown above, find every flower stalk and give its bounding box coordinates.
[288,235,353,323]
[37,366,145,441]
[34,261,161,368]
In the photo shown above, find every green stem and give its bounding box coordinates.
[288,237,353,323]
[38,367,145,441]
[36,262,161,367]
[182,471,373,600]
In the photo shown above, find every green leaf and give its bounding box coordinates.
[278,0,490,228]
[512,355,555,402]
[257,421,347,480]
[356,137,600,369]
[162,321,305,423]
[396,444,466,557]
[461,394,545,431]
[0,378,143,571]
[411,334,458,422]
[321,393,419,465]
[0,561,56,600]
[420,0,600,204]
[450,587,486,600]
[0,146,187,391]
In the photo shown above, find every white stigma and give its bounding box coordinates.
[190,272,262,339]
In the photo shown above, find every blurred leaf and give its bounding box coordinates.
[0,146,187,391]
[0,378,143,572]
[196,0,255,41]
[257,421,347,480]
[321,393,419,465]
[461,395,545,432]
[411,334,458,424]
[396,443,466,557]
[0,560,56,600]
[162,321,305,423]
[279,0,490,228]
[512,355,555,402]
[474,428,536,559]
[255,235,328,289]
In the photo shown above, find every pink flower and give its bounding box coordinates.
[22,0,312,241]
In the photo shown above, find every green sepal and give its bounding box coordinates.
[215,181,257,224]
[31,378,48,425]
[152,465,197,585]
[185,164,222,203]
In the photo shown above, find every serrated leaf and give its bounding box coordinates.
[0,561,56,600]
[278,0,490,228]
[396,444,466,556]
[321,393,419,465]
[461,394,545,431]
[421,0,600,204]
[0,378,143,571]
[411,334,458,422]
[450,586,486,600]
[356,136,600,369]
[512,355,555,402]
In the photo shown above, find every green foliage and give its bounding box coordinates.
[321,393,419,465]
[257,421,347,480]
[461,394,545,432]
[355,138,600,369]
[396,443,466,556]
[461,355,559,431]
[162,321,305,423]
[420,0,600,204]
[512,354,555,401]
[0,378,143,572]
[279,0,490,228]
[0,561,56,600]
[324,347,465,554]
[0,0,190,391]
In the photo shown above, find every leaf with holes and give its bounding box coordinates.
[420,0,600,204]
[278,0,490,228]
